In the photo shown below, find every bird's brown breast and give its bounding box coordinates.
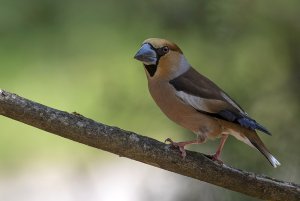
[147,79,223,138]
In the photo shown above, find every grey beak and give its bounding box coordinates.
[134,43,157,65]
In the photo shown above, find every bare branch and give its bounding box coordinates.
[0,89,299,201]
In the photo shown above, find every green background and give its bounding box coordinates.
[0,0,299,200]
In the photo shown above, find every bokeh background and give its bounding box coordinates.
[0,0,299,200]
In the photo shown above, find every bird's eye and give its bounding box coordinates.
[163,46,169,53]
[156,46,169,57]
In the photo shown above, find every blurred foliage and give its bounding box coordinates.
[0,0,299,200]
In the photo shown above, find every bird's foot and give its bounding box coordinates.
[165,138,187,158]
[205,153,224,165]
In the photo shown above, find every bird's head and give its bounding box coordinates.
[134,38,190,79]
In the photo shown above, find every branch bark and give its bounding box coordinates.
[0,89,299,201]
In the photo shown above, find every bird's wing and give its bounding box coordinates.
[169,67,271,135]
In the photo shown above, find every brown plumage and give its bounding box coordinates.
[134,38,280,167]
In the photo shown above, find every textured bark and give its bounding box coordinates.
[0,89,299,201]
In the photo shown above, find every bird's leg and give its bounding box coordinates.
[165,137,205,158]
[210,134,228,162]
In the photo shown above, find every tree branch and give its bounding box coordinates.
[0,89,299,201]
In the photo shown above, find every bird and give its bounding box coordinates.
[134,38,280,168]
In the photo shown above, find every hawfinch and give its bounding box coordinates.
[134,38,280,167]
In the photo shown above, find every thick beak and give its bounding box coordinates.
[134,43,157,65]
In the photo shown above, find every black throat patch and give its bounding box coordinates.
[144,64,157,77]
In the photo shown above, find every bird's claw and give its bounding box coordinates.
[165,138,175,144]
[205,153,224,165]
[164,138,186,158]
[178,147,187,158]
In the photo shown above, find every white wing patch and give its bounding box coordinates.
[175,91,216,113]
[221,92,246,114]
[175,90,246,116]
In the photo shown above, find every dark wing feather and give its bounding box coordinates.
[169,67,271,135]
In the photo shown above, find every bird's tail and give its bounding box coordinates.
[247,132,281,168]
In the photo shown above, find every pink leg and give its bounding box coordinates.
[165,137,204,158]
[211,134,228,162]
